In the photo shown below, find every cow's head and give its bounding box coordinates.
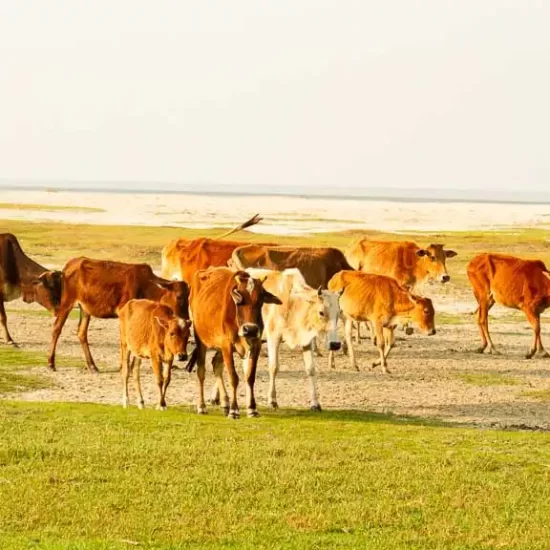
[409,295,436,336]
[28,270,64,314]
[231,271,282,340]
[156,279,190,321]
[309,286,343,351]
[156,316,192,362]
[415,244,457,284]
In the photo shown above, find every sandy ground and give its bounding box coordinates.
[4,301,550,431]
[2,189,550,233]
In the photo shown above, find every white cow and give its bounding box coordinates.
[245,267,343,411]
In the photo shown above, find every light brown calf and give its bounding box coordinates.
[328,270,436,373]
[467,253,550,358]
[118,299,191,410]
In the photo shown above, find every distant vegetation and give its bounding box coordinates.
[0,203,105,213]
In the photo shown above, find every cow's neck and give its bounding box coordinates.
[17,253,49,285]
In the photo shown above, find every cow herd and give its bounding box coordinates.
[1,214,550,419]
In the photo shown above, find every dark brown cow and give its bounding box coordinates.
[0,233,62,345]
[230,244,354,289]
[328,270,436,373]
[41,257,189,373]
[467,253,550,358]
[119,299,192,410]
[185,267,281,419]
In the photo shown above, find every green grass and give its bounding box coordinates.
[0,347,78,394]
[0,203,105,213]
[520,389,550,402]
[454,372,522,387]
[1,402,550,549]
[437,312,526,325]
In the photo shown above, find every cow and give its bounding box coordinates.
[344,239,456,345]
[230,244,354,290]
[185,267,282,419]
[160,214,268,282]
[238,267,343,411]
[0,233,63,346]
[118,299,192,410]
[40,257,190,373]
[327,270,436,373]
[467,253,550,358]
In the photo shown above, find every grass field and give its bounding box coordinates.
[2,401,550,549]
[0,203,105,213]
[2,217,550,549]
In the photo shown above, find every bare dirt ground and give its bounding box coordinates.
[4,301,550,431]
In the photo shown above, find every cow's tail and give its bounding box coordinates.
[185,346,199,373]
[215,214,262,240]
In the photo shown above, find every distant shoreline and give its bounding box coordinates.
[2,184,550,207]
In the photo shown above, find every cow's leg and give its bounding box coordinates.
[212,350,230,415]
[47,303,73,371]
[344,317,358,371]
[327,349,336,370]
[0,297,16,346]
[473,293,498,354]
[266,335,281,409]
[77,308,99,374]
[195,337,208,415]
[312,337,323,358]
[131,357,145,409]
[372,328,396,367]
[354,322,361,345]
[222,347,240,419]
[243,342,261,417]
[151,355,167,410]
[373,321,390,374]
[302,342,321,411]
[161,359,173,407]
[120,340,130,408]
[524,308,549,359]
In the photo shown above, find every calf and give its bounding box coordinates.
[119,299,192,410]
[328,270,436,373]
[185,267,281,419]
[467,253,550,358]
[40,257,189,372]
[241,268,342,411]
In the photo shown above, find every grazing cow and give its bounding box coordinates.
[240,267,343,411]
[0,233,63,346]
[160,214,268,282]
[119,299,192,410]
[327,271,436,373]
[185,267,282,419]
[230,244,354,289]
[467,253,550,358]
[40,257,190,373]
[345,239,456,344]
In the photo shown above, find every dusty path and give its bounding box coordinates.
[3,301,550,431]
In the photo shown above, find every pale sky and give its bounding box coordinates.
[1,1,549,191]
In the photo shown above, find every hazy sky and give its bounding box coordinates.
[1,1,549,191]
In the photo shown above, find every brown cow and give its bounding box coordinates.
[467,253,550,358]
[185,267,281,419]
[230,244,354,289]
[327,270,436,373]
[119,299,192,410]
[41,257,190,373]
[0,233,63,346]
[345,239,456,344]
[160,214,268,283]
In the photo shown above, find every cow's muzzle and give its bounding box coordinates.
[177,353,188,362]
[441,275,450,283]
[240,324,259,338]
[329,341,342,351]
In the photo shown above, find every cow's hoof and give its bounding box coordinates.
[137,402,145,410]
[247,408,259,418]
[228,409,240,419]
[7,341,18,348]
[156,405,167,411]
[539,351,550,359]
[525,352,535,360]
[310,404,322,412]
[222,406,230,416]
[48,365,57,372]
[197,406,207,415]
[475,347,486,354]
[269,401,278,410]
[405,327,414,336]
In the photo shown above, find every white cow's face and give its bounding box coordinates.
[316,288,342,351]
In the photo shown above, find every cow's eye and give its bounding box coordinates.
[170,332,175,336]
[319,311,325,317]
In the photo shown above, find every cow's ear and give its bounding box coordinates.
[337,288,345,297]
[263,290,282,305]
[155,316,169,330]
[155,279,173,290]
[317,286,323,297]
[445,249,457,258]
[259,275,268,284]
[231,288,244,305]
[416,249,429,257]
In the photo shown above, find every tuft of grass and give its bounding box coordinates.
[520,389,550,402]
[1,401,550,548]
[454,372,522,387]
[0,203,105,213]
